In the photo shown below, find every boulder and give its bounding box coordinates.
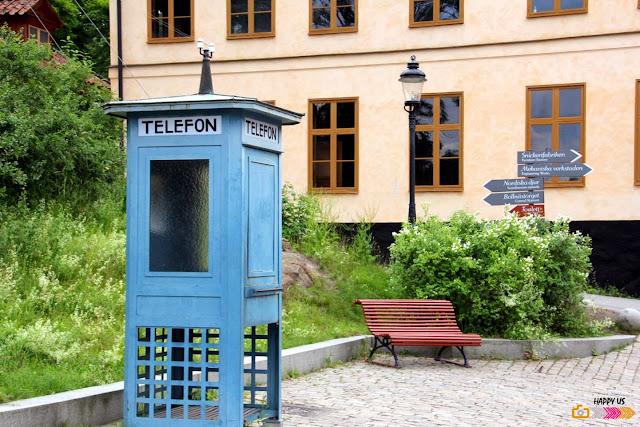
[615,308,640,332]
[281,239,325,291]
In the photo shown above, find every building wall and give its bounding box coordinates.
[109,0,640,223]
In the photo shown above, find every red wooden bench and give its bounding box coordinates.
[354,299,482,368]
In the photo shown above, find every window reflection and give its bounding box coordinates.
[531,90,552,118]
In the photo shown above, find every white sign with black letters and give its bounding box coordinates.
[244,118,278,143]
[138,116,221,136]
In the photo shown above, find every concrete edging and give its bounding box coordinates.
[0,334,635,427]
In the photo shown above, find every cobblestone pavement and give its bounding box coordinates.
[280,336,640,426]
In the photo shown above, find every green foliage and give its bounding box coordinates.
[0,200,125,402]
[281,183,319,244]
[389,210,599,339]
[50,0,111,77]
[0,26,124,204]
[282,193,393,348]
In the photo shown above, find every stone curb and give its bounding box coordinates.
[0,334,635,427]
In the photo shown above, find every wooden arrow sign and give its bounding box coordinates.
[509,204,545,217]
[483,191,544,206]
[518,163,593,178]
[517,149,582,164]
[483,178,544,192]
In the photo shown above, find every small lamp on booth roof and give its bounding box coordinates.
[399,55,426,224]
[197,38,215,95]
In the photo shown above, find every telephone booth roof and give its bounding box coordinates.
[104,93,303,125]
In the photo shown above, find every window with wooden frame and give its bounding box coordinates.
[309,0,357,34]
[527,0,587,17]
[636,80,640,185]
[414,93,463,191]
[410,0,463,27]
[526,84,586,186]
[309,98,358,192]
[28,26,50,45]
[148,0,193,42]
[228,0,275,39]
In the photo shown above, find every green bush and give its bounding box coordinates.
[281,183,319,243]
[389,210,598,339]
[0,26,124,204]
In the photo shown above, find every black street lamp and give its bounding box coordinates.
[399,55,427,224]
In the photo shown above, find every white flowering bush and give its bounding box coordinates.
[389,210,595,339]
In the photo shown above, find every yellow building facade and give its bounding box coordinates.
[109,0,640,290]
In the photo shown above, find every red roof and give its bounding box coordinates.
[0,0,41,16]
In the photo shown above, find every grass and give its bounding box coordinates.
[0,195,392,402]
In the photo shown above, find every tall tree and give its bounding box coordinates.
[49,0,110,77]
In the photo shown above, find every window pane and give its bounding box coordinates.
[312,9,331,29]
[337,134,355,160]
[561,0,583,10]
[559,123,581,151]
[254,12,272,32]
[150,160,209,272]
[313,103,331,129]
[440,97,460,124]
[440,130,459,157]
[336,6,355,27]
[255,0,271,12]
[532,0,554,12]
[152,0,169,17]
[313,0,330,6]
[337,102,355,128]
[440,159,459,185]
[414,0,434,22]
[39,30,49,44]
[174,0,191,17]
[313,135,331,160]
[29,27,38,39]
[313,163,331,187]
[231,14,248,34]
[559,88,582,117]
[416,131,433,158]
[530,90,552,118]
[337,0,355,5]
[440,0,460,20]
[231,0,248,13]
[174,18,191,37]
[417,98,434,125]
[530,125,552,151]
[152,18,169,38]
[416,159,434,185]
[337,162,355,187]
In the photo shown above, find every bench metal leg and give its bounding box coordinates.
[366,336,401,368]
[435,346,472,368]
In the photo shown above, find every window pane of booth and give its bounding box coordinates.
[149,159,209,272]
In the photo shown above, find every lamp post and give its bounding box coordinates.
[399,55,426,224]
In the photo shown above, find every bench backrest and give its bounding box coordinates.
[354,299,463,334]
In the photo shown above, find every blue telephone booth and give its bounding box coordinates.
[105,94,302,426]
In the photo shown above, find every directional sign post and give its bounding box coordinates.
[518,163,593,178]
[517,149,582,164]
[483,178,544,192]
[483,191,544,206]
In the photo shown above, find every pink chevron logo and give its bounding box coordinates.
[604,407,622,419]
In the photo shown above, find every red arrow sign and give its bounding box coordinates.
[509,204,545,217]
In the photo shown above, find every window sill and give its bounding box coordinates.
[543,181,585,188]
[527,9,587,18]
[227,32,275,40]
[308,27,358,36]
[310,188,358,194]
[147,37,195,44]
[409,19,463,28]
